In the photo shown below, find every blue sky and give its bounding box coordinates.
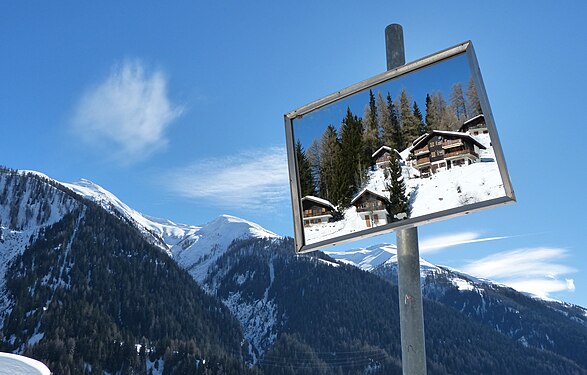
[294,52,471,151]
[1,1,586,307]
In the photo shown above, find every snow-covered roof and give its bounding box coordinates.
[462,114,485,125]
[371,146,391,158]
[0,353,51,375]
[350,188,390,205]
[411,133,429,147]
[302,195,336,210]
[371,146,402,160]
[459,114,487,132]
[410,130,486,151]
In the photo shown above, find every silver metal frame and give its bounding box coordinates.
[285,41,515,254]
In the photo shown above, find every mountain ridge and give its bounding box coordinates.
[1,167,586,373]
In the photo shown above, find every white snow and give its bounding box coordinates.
[451,278,475,291]
[63,178,203,255]
[172,214,279,283]
[305,134,504,245]
[302,196,335,210]
[61,178,280,283]
[325,242,441,278]
[0,172,81,326]
[0,353,50,375]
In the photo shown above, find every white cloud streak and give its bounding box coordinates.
[420,231,511,254]
[461,247,576,299]
[72,59,182,163]
[166,146,290,211]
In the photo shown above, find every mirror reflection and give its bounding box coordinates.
[292,53,506,245]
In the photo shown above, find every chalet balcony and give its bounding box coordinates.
[444,149,478,159]
[355,203,388,213]
[413,146,429,156]
[303,208,332,218]
[442,139,464,149]
[415,157,431,166]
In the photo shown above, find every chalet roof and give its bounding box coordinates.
[350,188,390,205]
[371,145,402,160]
[302,195,336,210]
[462,114,485,125]
[459,114,486,132]
[410,130,486,152]
[411,133,428,147]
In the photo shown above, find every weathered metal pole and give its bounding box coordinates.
[385,24,428,375]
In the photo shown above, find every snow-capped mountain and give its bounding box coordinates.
[171,214,279,283]
[62,178,201,254]
[325,242,439,274]
[326,241,587,368]
[1,167,586,373]
[325,242,489,293]
[0,168,252,373]
[51,175,279,282]
[0,170,81,318]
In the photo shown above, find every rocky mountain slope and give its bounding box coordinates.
[1,167,585,374]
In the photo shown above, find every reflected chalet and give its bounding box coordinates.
[302,196,335,226]
[410,130,486,178]
[351,188,391,228]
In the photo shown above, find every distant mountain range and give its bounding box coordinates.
[0,167,585,374]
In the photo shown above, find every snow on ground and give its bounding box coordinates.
[304,206,367,244]
[0,353,50,375]
[305,135,504,245]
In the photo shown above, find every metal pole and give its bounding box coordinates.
[385,24,428,375]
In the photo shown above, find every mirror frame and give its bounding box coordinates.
[285,41,515,254]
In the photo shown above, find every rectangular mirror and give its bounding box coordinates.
[285,41,515,253]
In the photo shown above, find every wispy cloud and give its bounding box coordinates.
[461,247,576,299]
[420,231,511,254]
[71,59,182,163]
[166,146,290,211]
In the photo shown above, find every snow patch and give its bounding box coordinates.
[0,353,51,375]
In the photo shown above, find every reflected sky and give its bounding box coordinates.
[293,53,471,148]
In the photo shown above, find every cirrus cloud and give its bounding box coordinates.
[71,59,183,163]
[419,231,512,254]
[461,247,577,299]
[166,146,290,212]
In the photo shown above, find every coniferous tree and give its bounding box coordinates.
[296,140,316,197]
[388,93,403,150]
[428,91,458,131]
[362,90,379,169]
[424,93,436,132]
[319,125,342,205]
[339,108,366,208]
[377,92,391,145]
[306,140,321,196]
[397,89,420,149]
[450,82,468,121]
[466,76,482,117]
[384,153,410,220]
[412,101,425,136]
[379,92,402,151]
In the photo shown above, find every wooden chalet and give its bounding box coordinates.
[301,196,336,226]
[410,130,486,178]
[371,146,403,169]
[350,188,390,228]
[458,114,488,136]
